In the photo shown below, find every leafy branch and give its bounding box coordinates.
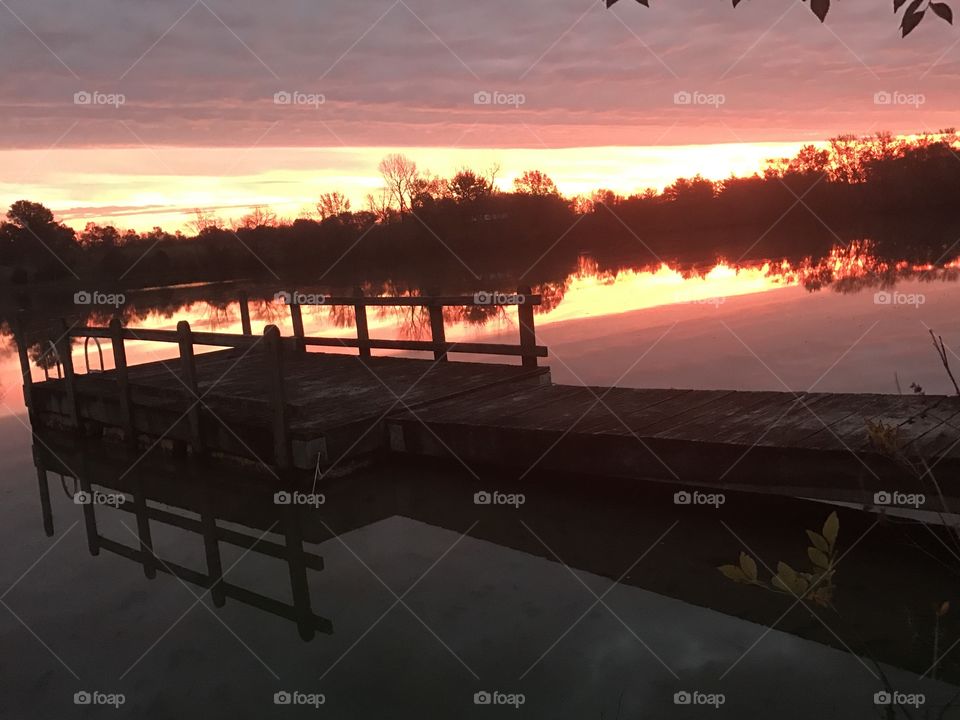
[606,0,954,37]
[718,511,839,607]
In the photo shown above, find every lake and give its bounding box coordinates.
[1,241,960,718]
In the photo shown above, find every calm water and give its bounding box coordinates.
[2,244,960,717]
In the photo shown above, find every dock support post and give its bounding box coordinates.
[428,303,448,362]
[13,311,35,422]
[353,287,371,358]
[238,291,252,336]
[517,286,538,368]
[289,302,305,352]
[264,325,291,470]
[177,321,204,456]
[57,319,81,429]
[109,317,136,448]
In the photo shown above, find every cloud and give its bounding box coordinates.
[0,0,956,150]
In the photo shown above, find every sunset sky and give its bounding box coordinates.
[2,0,958,230]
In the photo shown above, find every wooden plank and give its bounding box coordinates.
[301,336,547,357]
[576,388,731,436]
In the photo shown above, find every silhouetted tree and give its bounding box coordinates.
[378,153,419,215]
[514,170,560,197]
[316,192,351,220]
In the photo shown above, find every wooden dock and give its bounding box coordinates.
[15,291,960,504]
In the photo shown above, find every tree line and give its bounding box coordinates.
[2,129,960,289]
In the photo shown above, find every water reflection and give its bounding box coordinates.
[9,427,960,718]
[4,238,960,418]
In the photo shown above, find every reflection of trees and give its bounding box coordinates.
[7,233,960,357]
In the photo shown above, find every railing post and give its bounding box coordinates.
[238,291,252,336]
[353,286,371,358]
[109,317,136,448]
[56,319,80,429]
[264,325,291,469]
[289,302,305,352]
[428,303,448,362]
[13,311,35,421]
[517,286,538,368]
[177,320,204,455]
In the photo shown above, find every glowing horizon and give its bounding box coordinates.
[1,140,821,233]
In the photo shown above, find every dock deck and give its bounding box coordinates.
[31,348,549,469]
[387,383,960,503]
[15,291,960,504]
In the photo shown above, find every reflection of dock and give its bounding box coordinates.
[15,291,960,502]
[33,439,334,640]
[28,431,960,679]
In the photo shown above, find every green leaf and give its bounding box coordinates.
[739,552,758,582]
[894,0,909,10]
[806,530,829,553]
[776,561,801,594]
[718,564,747,582]
[808,546,831,570]
[822,512,839,549]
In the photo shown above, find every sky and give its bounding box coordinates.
[1,0,958,230]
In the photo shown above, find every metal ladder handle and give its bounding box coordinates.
[84,336,105,374]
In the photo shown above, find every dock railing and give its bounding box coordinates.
[17,288,547,469]
[268,285,546,366]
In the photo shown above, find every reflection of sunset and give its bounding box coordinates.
[532,258,796,326]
